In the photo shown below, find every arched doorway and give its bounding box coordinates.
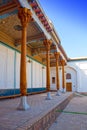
[66,66,77,92]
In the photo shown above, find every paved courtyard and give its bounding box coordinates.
[0,92,72,130]
[49,94,87,130]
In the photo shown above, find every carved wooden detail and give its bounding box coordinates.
[61,59,66,89]
[54,52,60,90]
[18,8,33,96]
[18,7,33,27]
[43,39,52,92]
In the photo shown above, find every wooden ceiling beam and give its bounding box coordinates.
[0,1,18,15]
[32,48,56,56]
[15,32,46,46]
[50,61,62,67]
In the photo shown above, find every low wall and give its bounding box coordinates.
[17,93,74,130]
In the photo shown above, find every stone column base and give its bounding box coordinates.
[56,90,61,96]
[45,92,52,100]
[17,96,30,110]
[62,88,66,93]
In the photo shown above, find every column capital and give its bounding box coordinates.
[18,7,33,27]
[43,39,52,51]
[54,52,60,60]
[61,59,65,65]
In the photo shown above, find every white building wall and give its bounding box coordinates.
[59,68,62,91]
[39,64,43,87]
[65,66,77,92]
[32,61,38,88]
[0,44,8,89]
[16,52,20,89]
[50,67,62,91]
[50,67,56,90]
[26,57,32,89]
[35,62,39,88]
[0,44,14,89]
[42,66,46,88]
[78,62,87,92]
[1,43,87,93]
[67,60,87,92]
[0,42,46,93]
[32,61,46,88]
[6,48,15,89]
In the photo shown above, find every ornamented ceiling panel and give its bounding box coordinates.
[0,0,59,62]
[0,13,43,41]
[0,0,12,6]
[28,40,44,48]
[0,0,17,16]
[0,14,21,39]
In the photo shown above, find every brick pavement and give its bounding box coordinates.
[0,92,72,130]
[49,95,87,130]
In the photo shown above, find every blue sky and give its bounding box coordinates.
[39,0,87,58]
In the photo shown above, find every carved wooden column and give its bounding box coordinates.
[54,52,61,96]
[44,39,52,99]
[61,59,66,93]
[18,7,32,110]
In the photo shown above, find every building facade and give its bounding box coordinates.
[50,58,87,93]
[0,0,67,106]
[0,0,87,106]
[66,59,87,92]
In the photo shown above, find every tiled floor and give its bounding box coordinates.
[0,92,72,130]
[49,94,87,130]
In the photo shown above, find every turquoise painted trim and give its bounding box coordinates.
[0,41,46,66]
[0,89,20,96]
[0,41,20,52]
[0,10,18,19]
[0,88,46,96]
[27,88,46,93]
[14,51,16,95]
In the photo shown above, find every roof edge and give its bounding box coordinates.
[68,57,87,62]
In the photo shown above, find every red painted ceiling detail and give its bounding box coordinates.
[29,0,52,32]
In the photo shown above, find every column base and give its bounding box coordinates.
[56,90,61,96]
[17,96,30,110]
[45,92,52,100]
[62,88,66,93]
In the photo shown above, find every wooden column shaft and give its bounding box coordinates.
[54,52,60,90]
[20,26,27,95]
[18,7,32,96]
[61,60,65,89]
[44,39,52,92]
